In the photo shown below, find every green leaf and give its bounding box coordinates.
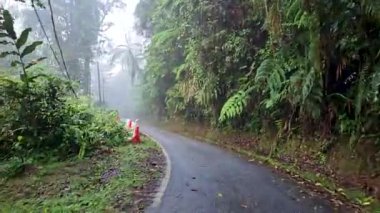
[31,0,45,8]
[16,28,32,49]
[11,60,22,67]
[2,10,17,40]
[0,51,19,58]
[219,89,251,122]
[0,32,10,38]
[0,40,14,45]
[25,57,47,69]
[21,41,43,58]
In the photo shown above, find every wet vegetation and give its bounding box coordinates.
[1,0,380,211]
[0,137,163,211]
[0,0,162,211]
[0,3,127,169]
[135,0,380,209]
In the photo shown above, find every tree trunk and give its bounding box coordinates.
[84,57,91,95]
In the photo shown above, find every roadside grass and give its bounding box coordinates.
[0,136,162,212]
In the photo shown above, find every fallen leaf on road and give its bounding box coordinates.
[217,193,223,197]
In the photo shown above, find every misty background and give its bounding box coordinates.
[3,0,146,120]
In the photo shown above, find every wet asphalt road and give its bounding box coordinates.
[143,126,334,213]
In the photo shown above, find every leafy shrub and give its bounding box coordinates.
[0,71,128,162]
[0,9,128,163]
[60,98,128,159]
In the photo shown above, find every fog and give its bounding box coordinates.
[95,0,146,120]
[2,0,146,120]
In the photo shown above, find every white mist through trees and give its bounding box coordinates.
[95,0,146,119]
[3,0,145,119]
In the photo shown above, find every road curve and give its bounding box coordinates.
[143,126,334,213]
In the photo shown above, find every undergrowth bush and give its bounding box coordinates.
[0,9,127,166]
[0,71,128,163]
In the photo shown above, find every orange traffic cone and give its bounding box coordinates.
[131,124,141,143]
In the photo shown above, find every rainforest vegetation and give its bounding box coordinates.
[135,0,380,203]
[0,1,165,210]
[1,0,380,210]
[136,0,380,159]
[0,0,128,169]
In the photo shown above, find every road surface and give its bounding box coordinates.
[143,126,335,213]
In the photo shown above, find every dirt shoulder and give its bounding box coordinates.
[0,136,165,212]
[162,119,380,212]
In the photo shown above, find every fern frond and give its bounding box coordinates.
[219,89,252,122]
[302,68,315,103]
[286,0,301,20]
[255,58,286,108]
[361,0,380,20]
[255,58,285,88]
[355,62,370,120]
[151,28,180,47]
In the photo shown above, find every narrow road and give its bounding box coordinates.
[143,126,334,213]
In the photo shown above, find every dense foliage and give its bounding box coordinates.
[136,0,380,149]
[0,8,127,166]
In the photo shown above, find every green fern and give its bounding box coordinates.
[361,0,380,21]
[255,58,286,108]
[355,62,370,120]
[255,58,285,90]
[151,28,181,47]
[219,88,252,122]
[301,81,323,119]
[302,68,315,103]
[286,0,301,20]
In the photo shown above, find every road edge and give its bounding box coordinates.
[143,131,171,211]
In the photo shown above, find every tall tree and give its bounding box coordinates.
[19,0,125,94]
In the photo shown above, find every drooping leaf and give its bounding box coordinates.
[11,60,22,67]
[0,32,10,38]
[21,41,43,58]
[16,28,32,49]
[25,57,47,69]
[0,51,19,58]
[2,10,17,40]
[0,40,13,45]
